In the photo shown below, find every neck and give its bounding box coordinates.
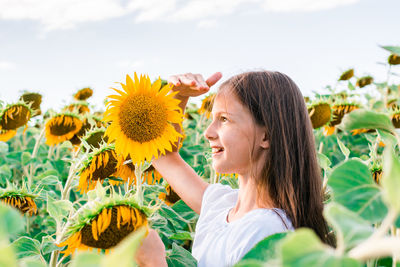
[230,175,273,217]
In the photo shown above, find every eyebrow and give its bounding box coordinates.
[211,111,234,118]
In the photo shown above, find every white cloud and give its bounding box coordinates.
[197,19,218,29]
[116,59,144,70]
[0,0,361,31]
[0,61,16,70]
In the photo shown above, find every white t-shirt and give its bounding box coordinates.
[192,183,294,267]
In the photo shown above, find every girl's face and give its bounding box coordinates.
[204,89,269,176]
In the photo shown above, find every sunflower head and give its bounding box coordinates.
[370,160,383,184]
[356,76,373,88]
[74,87,93,101]
[77,144,118,194]
[58,194,151,256]
[0,102,32,130]
[388,54,400,65]
[0,186,38,216]
[115,158,162,186]
[20,92,42,116]
[307,101,332,129]
[338,69,354,81]
[329,102,360,127]
[45,113,83,146]
[69,117,92,146]
[198,94,216,119]
[82,128,108,153]
[0,128,17,142]
[390,108,400,128]
[103,73,183,164]
[65,101,90,115]
[158,184,180,206]
[387,98,399,110]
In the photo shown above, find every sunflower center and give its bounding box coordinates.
[49,117,77,136]
[1,105,31,130]
[119,94,167,143]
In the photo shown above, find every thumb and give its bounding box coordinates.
[205,72,222,87]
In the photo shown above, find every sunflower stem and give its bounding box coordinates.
[134,163,144,206]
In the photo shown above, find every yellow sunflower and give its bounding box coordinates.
[77,145,119,194]
[45,113,83,146]
[307,102,331,129]
[198,93,216,119]
[115,158,162,186]
[158,184,180,206]
[388,54,400,65]
[0,128,17,142]
[338,69,354,81]
[82,128,108,153]
[58,196,150,256]
[356,76,373,88]
[20,92,42,116]
[65,101,90,114]
[323,103,360,136]
[0,103,32,130]
[74,87,93,101]
[391,110,400,128]
[0,187,38,216]
[103,73,183,164]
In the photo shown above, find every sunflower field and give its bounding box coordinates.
[0,45,400,267]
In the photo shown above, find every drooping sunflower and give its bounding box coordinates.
[103,73,183,164]
[370,160,383,184]
[198,93,216,119]
[387,98,399,110]
[391,109,400,128]
[57,195,151,256]
[65,101,90,115]
[0,128,17,142]
[45,113,83,146]
[0,187,38,216]
[388,54,400,65]
[356,76,373,88]
[0,102,32,130]
[20,92,42,116]
[77,144,119,194]
[82,128,108,153]
[69,117,92,146]
[116,158,162,186]
[74,87,93,101]
[323,103,360,136]
[307,101,331,129]
[158,184,180,206]
[338,69,354,81]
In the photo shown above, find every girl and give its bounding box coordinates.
[135,71,333,267]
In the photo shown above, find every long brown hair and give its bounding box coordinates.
[219,71,334,246]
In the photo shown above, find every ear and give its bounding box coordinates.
[260,132,269,149]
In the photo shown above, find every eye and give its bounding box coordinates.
[219,116,228,122]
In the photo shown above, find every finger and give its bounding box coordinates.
[194,74,209,90]
[168,76,181,87]
[206,72,222,87]
[179,74,196,87]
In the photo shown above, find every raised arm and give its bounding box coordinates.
[152,72,222,214]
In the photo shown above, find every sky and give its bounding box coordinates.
[0,0,399,112]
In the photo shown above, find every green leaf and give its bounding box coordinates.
[169,231,193,241]
[101,227,146,267]
[0,165,12,183]
[327,159,387,223]
[381,45,400,55]
[0,240,18,267]
[377,129,397,147]
[70,251,102,267]
[234,259,265,267]
[38,175,60,187]
[46,195,74,223]
[324,203,373,251]
[317,153,331,170]
[0,203,25,239]
[166,243,197,267]
[348,81,355,91]
[41,235,59,255]
[21,151,32,166]
[11,236,41,259]
[281,228,361,267]
[240,232,288,262]
[381,146,400,212]
[18,258,46,267]
[336,137,350,160]
[0,142,9,154]
[341,109,394,133]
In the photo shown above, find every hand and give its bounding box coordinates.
[168,72,222,97]
[135,229,167,267]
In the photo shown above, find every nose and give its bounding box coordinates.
[204,120,218,141]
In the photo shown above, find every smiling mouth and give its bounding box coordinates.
[211,147,224,155]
